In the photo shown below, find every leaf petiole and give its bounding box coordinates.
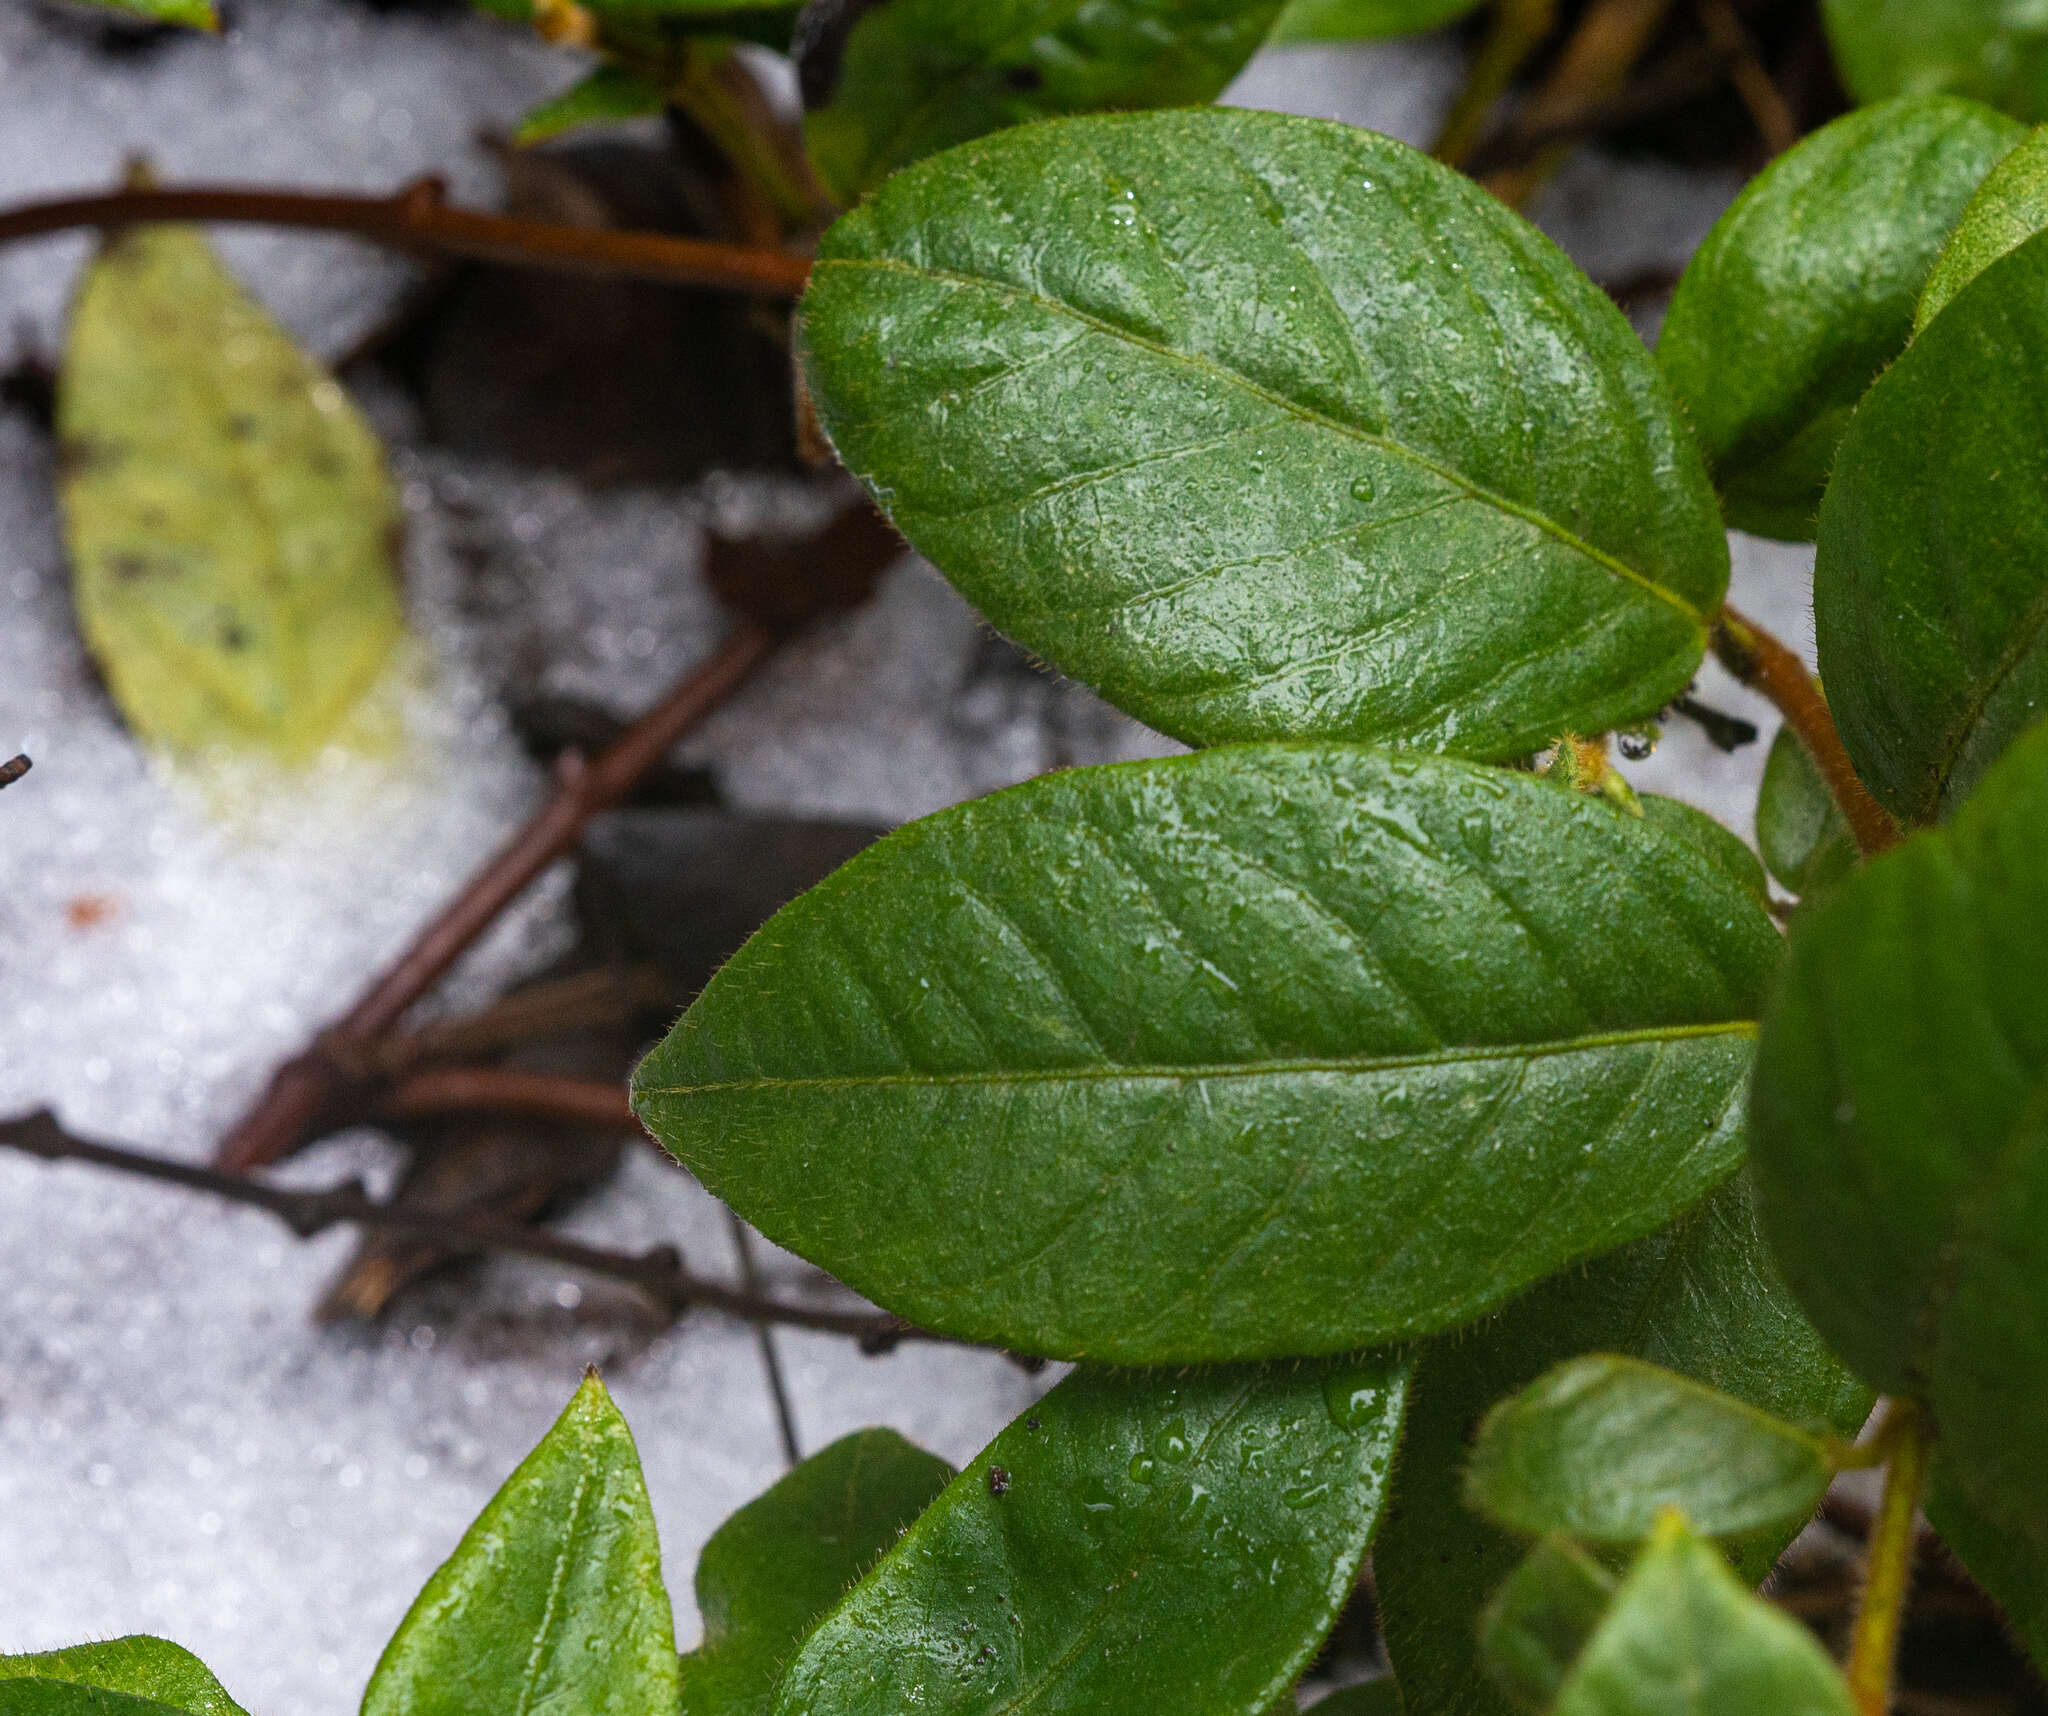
[1844,1397,1934,1716]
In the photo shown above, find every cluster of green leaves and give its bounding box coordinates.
[611,88,2048,1714]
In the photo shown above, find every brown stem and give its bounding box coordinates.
[0,178,812,297]
[1482,0,1677,209]
[0,754,29,789]
[216,623,781,1171]
[1694,0,1799,154]
[1433,0,1561,169]
[1713,606,1900,857]
[0,1108,974,1353]
[381,1067,640,1131]
[1466,38,1732,174]
[359,966,668,1081]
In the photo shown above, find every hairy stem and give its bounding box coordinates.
[0,178,812,296]
[1434,0,1560,168]
[1713,605,1900,857]
[0,1108,991,1356]
[216,623,781,1172]
[1846,1398,1933,1716]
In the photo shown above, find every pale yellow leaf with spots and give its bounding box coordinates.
[57,222,405,761]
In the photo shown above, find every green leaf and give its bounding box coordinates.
[1549,1512,1857,1716]
[1637,796,1768,904]
[1918,126,2048,329]
[1657,95,2022,541]
[0,1689,183,1715]
[1374,1173,1872,1716]
[1755,729,1854,898]
[680,1429,954,1716]
[799,109,1727,759]
[0,1641,244,1716]
[1751,718,2048,1543]
[773,1355,1407,1716]
[635,743,1779,1364]
[1465,1355,1834,1546]
[799,0,1286,204]
[57,223,406,762]
[1814,228,2048,823]
[1478,1538,1616,1715]
[1824,0,2048,120]
[1926,1455,2048,1673]
[515,66,666,145]
[362,1373,679,1716]
[74,0,216,27]
[1270,0,1483,41]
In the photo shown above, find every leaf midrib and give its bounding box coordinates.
[643,1020,1758,1097]
[812,254,1711,635]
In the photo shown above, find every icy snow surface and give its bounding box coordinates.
[1,11,1800,1713]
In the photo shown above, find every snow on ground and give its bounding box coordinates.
[0,11,1806,1713]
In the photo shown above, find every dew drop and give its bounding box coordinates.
[1351,474,1376,504]
[1322,1367,1384,1432]
[1128,1451,1158,1484]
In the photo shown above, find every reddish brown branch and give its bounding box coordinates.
[381,1067,640,1132]
[0,1108,969,1354]
[0,178,813,297]
[0,754,29,789]
[217,623,781,1171]
[1713,606,1900,857]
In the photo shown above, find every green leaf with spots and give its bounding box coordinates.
[797,0,1286,204]
[1465,1355,1834,1547]
[1271,0,1482,41]
[799,109,1728,759]
[1478,1538,1616,1714]
[1814,228,2048,823]
[773,1356,1407,1716]
[1919,125,2048,328]
[57,223,406,762]
[1547,1513,1857,1716]
[1751,717,2048,1545]
[1824,0,2048,120]
[515,66,666,145]
[635,743,1779,1364]
[680,1430,955,1716]
[1374,1173,1871,1716]
[1658,96,2021,541]
[1638,796,1768,903]
[361,1374,679,1716]
[0,1640,245,1716]
[1755,729,1855,898]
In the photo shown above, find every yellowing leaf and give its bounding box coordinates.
[57,223,406,762]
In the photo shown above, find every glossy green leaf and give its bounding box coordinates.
[1814,228,2048,823]
[0,1641,244,1716]
[515,66,666,145]
[1308,1681,1409,1715]
[680,1429,954,1716]
[1658,96,2022,541]
[1926,1456,2048,1673]
[1637,796,1768,904]
[1465,1355,1834,1546]
[1824,0,2048,120]
[75,0,216,27]
[1375,1173,1871,1716]
[1751,718,2048,1543]
[1271,0,1481,41]
[799,109,1728,759]
[799,0,1285,204]
[774,1355,1407,1716]
[1918,126,2048,328]
[1477,1538,1615,1714]
[636,743,1779,1363]
[57,223,405,762]
[0,1688,182,1715]
[362,1374,679,1716]
[1549,1512,1856,1716]
[1755,729,1854,898]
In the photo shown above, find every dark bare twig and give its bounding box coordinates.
[1693,0,1800,154]
[217,623,781,1172]
[1671,694,1760,753]
[0,754,29,789]
[379,1067,641,1131]
[728,1211,802,1467]
[1467,37,1735,174]
[0,179,812,297]
[359,966,668,1082]
[0,1108,985,1355]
